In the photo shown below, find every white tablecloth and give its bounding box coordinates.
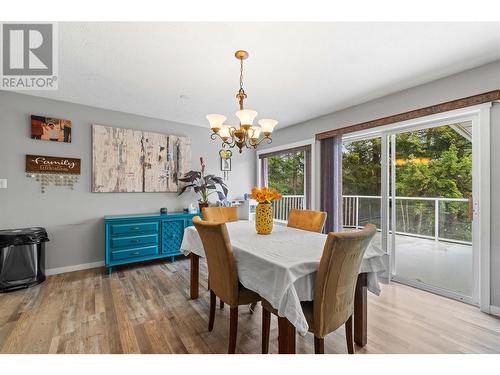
[181,220,387,336]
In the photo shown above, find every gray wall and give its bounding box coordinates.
[264,60,500,148]
[261,60,500,308]
[0,91,255,271]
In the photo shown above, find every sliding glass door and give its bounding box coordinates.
[342,136,383,251]
[342,116,478,304]
[390,122,474,302]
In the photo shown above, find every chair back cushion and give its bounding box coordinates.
[202,207,238,223]
[313,224,376,337]
[287,209,327,233]
[192,216,239,306]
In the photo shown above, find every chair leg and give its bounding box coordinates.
[262,308,271,354]
[345,315,354,354]
[220,300,224,309]
[208,290,216,332]
[314,336,324,354]
[228,307,238,354]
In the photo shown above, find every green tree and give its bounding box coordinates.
[267,151,304,195]
[342,124,472,241]
[342,138,381,195]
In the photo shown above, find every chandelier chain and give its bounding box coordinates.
[239,58,244,90]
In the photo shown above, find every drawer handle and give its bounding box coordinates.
[132,251,140,255]
[132,227,141,230]
[131,239,140,243]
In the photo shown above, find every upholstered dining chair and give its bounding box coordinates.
[287,209,327,233]
[201,206,238,223]
[192,216,261,354]
[199,207,239,310]
[261,224,376,354]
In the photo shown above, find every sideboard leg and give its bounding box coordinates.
[107,267,112,275]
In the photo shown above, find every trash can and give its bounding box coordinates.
[0,227,49,293]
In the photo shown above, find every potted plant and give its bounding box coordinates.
[251,187,282,235]
[178,157,228,211]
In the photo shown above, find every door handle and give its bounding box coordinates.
[131,239,140,243]
[132,227,141,230]
[132,251,140,255]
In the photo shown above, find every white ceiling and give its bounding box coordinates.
[16,22,500,129]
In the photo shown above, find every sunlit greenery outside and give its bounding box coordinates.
[267,151,305,195]
[342,124,472,242]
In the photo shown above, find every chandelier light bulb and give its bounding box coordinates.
[218,125,232,140]
[206,114,226,131]
[235,109,258,126]
[250,126,261,139]
[258,119,278,134]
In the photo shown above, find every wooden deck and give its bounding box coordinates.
[0,257,499,354]
[366,231,473,296]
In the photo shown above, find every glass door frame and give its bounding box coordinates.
[386,123,475,304]
[343,104,491,308]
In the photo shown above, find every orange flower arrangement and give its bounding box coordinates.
[251,186,282,204]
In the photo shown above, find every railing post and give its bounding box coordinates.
[434,199,439,241]
[355,196,359,229]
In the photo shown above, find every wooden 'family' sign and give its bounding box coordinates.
[26,154,81,175]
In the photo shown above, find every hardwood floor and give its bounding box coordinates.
[1,257,499,354]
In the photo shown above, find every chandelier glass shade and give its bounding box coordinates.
[207,50,277,153]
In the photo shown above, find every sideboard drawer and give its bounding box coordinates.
[110,234,158,248]
[111,245,158,261]
[110,221,158,235]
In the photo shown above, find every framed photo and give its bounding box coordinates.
[31,115,72,143]
[221,157,231,171]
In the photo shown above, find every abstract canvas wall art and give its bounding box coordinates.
[91,124,191,193]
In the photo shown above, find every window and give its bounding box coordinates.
[259,145,312,221]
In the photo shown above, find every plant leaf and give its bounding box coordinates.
[204,174,216,183]
[178,183,195,196]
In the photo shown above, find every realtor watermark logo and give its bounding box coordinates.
[0,22,58,90]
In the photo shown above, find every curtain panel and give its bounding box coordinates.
[320,137,343,232]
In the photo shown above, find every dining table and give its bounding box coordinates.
[180,220,387,354]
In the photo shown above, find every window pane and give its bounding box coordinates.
[267,151,305,195]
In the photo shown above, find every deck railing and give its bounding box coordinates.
[343,195,472,244]
[273,194,471,244]
[272,195,305,221]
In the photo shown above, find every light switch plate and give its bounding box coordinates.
[0,179,7,189]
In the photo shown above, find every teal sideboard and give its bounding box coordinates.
[104,211,199,273]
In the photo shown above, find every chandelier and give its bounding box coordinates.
[206,50,278,153]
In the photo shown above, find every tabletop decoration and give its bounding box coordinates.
[251,186,282,235]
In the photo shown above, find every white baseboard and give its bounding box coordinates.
[46,261,105,276]
[490,305,500,317]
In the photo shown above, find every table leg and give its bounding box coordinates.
[354,272,368,347]
[190,253,200,299]
[278,316,296,354]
